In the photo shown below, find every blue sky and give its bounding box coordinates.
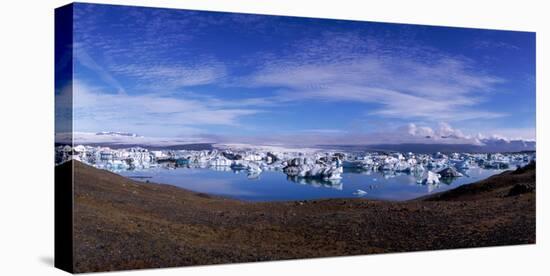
[68,3,536,145]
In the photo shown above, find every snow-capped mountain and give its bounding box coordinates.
[95,131,141,137]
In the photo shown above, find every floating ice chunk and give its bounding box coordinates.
[283,158,343,180]
[209,156,233,166]
[342,160,367,168]
[55,143,537,182]
[454,160,470,170]
[73,145,86,152]
[353,189,368,196]
[175,158,189,166]
[266,152,279,164]
[437,167,463,178]
[221,152,242,160]
[151,150,167,159]
[242,153,263,161]
[422,171,440,185]
[246,162,262,173]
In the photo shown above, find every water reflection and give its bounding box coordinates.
[439,176,459,185]
[286,175,343,190]
[209,165,233,172]
[119,164,507,201]
[344,167,424,178]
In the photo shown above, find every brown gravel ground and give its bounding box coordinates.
[63,160,535,273]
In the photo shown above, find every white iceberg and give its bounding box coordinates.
[422,171,440,185]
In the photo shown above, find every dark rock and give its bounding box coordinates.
[508,183,535,196]
[512,161,536,175]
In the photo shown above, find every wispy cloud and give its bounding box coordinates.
[73,8,508,123]
[241,32,506,121]
[207,122,534,146]
[108,62,227,90]
[73,5,231,92]
[68,5,534,146]
[74,44,127,94]
[474,40,520,50]
[71,81,261,137]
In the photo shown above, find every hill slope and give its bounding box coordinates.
[60,161,535,272]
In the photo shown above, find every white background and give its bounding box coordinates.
[0,0,547,275]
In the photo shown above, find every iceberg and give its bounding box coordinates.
[55,143,536,192]
[437,167,463,178]
[422,171,440,185]
[283,158,343,180]
[210,156,233,167]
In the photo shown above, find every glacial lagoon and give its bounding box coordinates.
[119,166,504,202]
[57,144,533,202]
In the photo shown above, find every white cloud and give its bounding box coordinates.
[69,14,530,146]
[108,63,227,90]
[74,42,227,91]
[480,128,536,141]
[74,45,127,94]
[406,123,435,137]
[211,122,533,146]
[71,81,261,137]
[241,32,507,122]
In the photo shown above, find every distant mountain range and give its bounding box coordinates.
[75,143,215,151]
[321,138,535,154]
[95,131,141,137]
[62,131,535,153]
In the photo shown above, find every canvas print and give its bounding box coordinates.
[55,3,536,273]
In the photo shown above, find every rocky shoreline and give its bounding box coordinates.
[63,160,535,273]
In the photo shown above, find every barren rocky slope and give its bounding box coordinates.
[60,160,535,272]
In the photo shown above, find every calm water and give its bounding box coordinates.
[119,166,504,202]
